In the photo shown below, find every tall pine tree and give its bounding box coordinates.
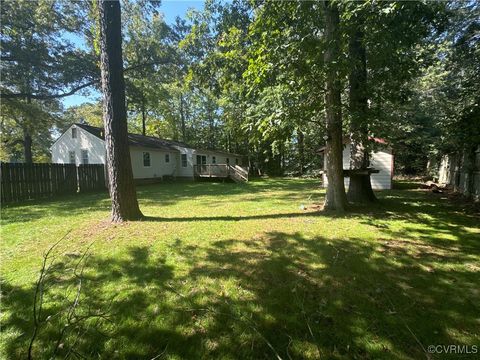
[98,0,143,221]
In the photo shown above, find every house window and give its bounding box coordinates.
[212,156,216,164]
[72,127,77,139]
[143,152,151,167]
[81,150,88,164]
[181,154,187,167]
[196,155,206,165]
[69,151,75,164]
[165,153,170,163]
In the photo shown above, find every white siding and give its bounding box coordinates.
[322,143,393,190]
[370,149,393,190]
[129,147,177,179]
[51,125,245,181]
[51,124,105,165]
[193,151,235,165]
[170,147,241,178]
[174,146,195,178]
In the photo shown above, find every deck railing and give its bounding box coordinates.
[193,164,248,181]
[194,164,228,177]
[229,165,249,182]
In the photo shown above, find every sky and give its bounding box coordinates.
[62,0,205,109]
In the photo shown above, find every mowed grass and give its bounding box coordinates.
[1,178,479,359]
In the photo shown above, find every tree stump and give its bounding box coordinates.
[344,169,378,203]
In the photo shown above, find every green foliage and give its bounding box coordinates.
[1,97,65,162]
[0,0,96,161]
[382,1,479,174]
[1,0,476,179]
[122,0,174,135]
[62,102,103,128]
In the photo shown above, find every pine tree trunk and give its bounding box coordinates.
[347,22,376,203]
[280,142,285,174]
[99,0,142,222]
[141,99,146,136]
[323,1,347,213]
[23,95,33,163]
[298,130,305,175]
[464,146,476,198]
[208,103,215,149]
[180,94,186,142]
[23,127,33,163]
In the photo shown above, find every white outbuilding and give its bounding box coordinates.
[319,138,394,190]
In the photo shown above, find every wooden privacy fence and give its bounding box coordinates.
[1,163,106,203]
[77,164,107,192]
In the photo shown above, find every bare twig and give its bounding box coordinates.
[150,344,169,360]
[28,231,71,360]
[27,235,107,360]
[51,243,95,359]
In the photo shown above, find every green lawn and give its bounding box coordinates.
[1,179,479,359]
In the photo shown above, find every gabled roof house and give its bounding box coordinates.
[51,123,247,181]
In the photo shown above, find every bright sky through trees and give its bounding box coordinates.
[61,0,205,108]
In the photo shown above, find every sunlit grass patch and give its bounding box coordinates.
[1,179,479,359]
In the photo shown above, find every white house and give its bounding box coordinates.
[51,123,247,181]
[320,138,394,190]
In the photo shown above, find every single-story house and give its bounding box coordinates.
[51,123,248,181]
[319,138,394,190]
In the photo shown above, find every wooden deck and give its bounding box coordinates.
[194,164,248,182]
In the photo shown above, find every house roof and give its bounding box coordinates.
[317,136,389,153]
[75,123,184,152]
[70,123,246,157]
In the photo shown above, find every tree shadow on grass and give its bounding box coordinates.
[175,231,479,359]
[2,230,478,359]
[1,179,319,225]
[1,245,184,359]
[0,193,111,225]
[2,183,479,358]
[363,189,480,254]
[142,211,321,223]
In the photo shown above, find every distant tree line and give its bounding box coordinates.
[1,1,478,210]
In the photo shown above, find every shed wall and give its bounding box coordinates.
[322,144,393,190]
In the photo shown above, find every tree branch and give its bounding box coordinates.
[3,138,25,147]
[0,59,173,100]
[1,80,97,100]
[28,232,71,360]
